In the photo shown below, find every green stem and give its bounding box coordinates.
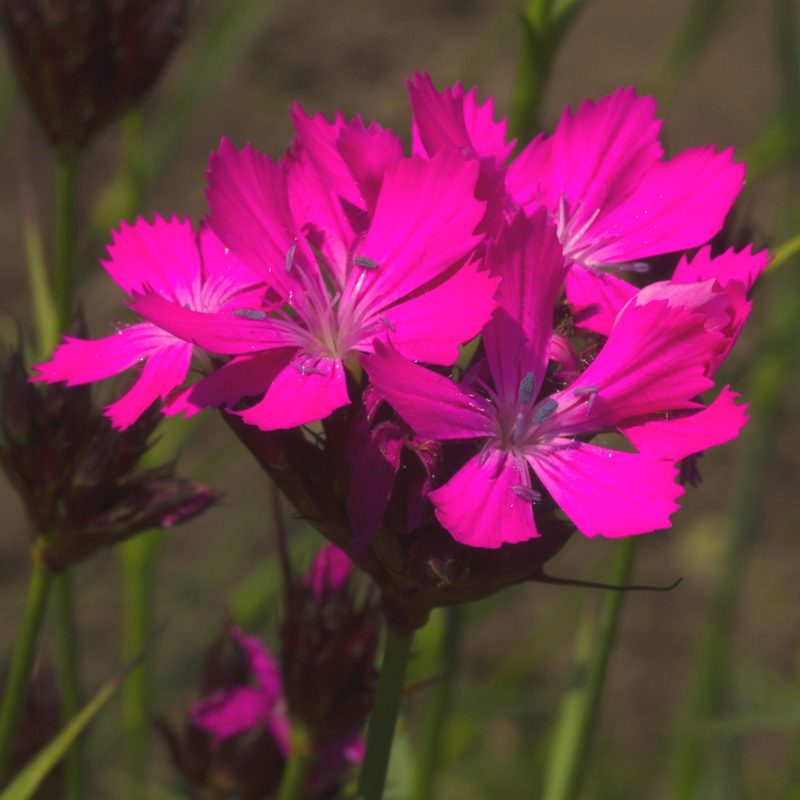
[358,625,415,800]
[53,572,83,800]
[541,538,636,800]
[120,530,161,800]
[276,727,314,800]
[411,605,463,800]
[0,557,53,786]
[53,152,79,331]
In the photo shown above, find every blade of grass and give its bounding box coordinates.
[540,538,635,800]
[0,633,159,800]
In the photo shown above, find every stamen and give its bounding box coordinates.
[293,365,327,376]
[532,398,558,424]
[380,316,396,332]
[477,440,493,466]
[354,256,380,269]
[573,385,600,417]
[232,309,267,320]
[512,485,541,502]
[513,412,526,444]
[613,261,650,273]
[285,242,297,272]
[518,371,536,405]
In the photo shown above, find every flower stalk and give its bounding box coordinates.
[121,530,161,800]
[276,726,314,800]
[0,554,53,785]
[411,605,463,800]
[54,152,79,331]
[541,538,636,800]
[358,625,414,800]
[53,571,84,800]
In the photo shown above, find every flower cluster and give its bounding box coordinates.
[33,74,767,625]
[161,544,377,800]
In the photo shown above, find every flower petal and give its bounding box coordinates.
[550,298,723,431]
[620,386,748,462]
[165,349,296,419]
[672,244,769,293]
[370,258,499,365]
[407,72,514,166]
[104,341,193,429]
[128,291,296,354]
[528,438,682,537]
[541,88,663,228]
[482,209,569,407]
[31,323,175,385]
[588,146,745,265]
[361,339,495,440]
[238,355,349,430]
[190,686,271,746]
[337,117,404,217]
[564,267,636,336]
[206,138,315,297]
[103,215,202,305]
[347,147,485,311]
[197,222,264,311]
[429,449,539,548]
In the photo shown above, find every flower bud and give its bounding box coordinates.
[0,331,214,570]
[0,0,187,154]
[281,544,380,749]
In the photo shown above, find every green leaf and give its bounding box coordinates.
[0,657,145,800]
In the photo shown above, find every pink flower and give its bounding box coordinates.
[362,210,748,548]
[31,216,259,429]
[409,74,744,271]
[130,117,499,431]
[190,625,291,754]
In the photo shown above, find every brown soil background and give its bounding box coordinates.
[0,0,792,798]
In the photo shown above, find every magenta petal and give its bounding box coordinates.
[190,686,270,746]
[504,132,551,211]
[430,449,539,548]
[306,543,352,601]
[376,259,499,365]
[349,148,485,310]
[621,386,748,462]
[104,341,193,429]
[206,138,311,296]
[289,104,365,209]
[564,267,636,336]
[165,349,296,419]
[337,117,404,217]
[129,291,296,354]
[284,140,358,287]
[482,209,569,406]
[556,299,723,428]
[543,88,663,224]
[231,627,284,702]
[529,439,683,537]
[361,340,495,440]
[196,222,263,310]
[103,215,201,303]
[31,323,175,386]
[239,356,349,430]
[672,244,770,293]
[589,146,745,264]
[407,72,513,166]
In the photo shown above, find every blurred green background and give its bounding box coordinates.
[0,0,793,798]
